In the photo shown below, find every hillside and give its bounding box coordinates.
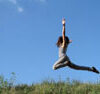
[0,74,100,94]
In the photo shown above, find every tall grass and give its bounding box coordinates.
[0,73,100,94]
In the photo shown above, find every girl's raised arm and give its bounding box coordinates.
[62,19,66,48]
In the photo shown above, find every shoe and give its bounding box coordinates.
[92,67,99,74]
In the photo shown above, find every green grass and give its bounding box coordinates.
[0,73,100,94]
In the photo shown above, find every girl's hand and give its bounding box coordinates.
[62,19,66,25]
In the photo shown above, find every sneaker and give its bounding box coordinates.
[92,67,99,74]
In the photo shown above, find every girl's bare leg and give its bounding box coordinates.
[68,61,99,74]
[53,56,99,74]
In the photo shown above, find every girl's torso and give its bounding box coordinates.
[59,45,68,57]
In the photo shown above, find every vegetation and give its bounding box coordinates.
[0,73,100,94]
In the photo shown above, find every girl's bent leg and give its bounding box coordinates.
[53,61,69,70]
[53,55,69,70]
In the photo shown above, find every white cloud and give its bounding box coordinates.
[17,7,24,13]
[0,0,47,13]
[0,0,24,13]
[8,0,24,13]
[9,0,17,4]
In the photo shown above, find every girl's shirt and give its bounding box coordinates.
[59,44,68,57]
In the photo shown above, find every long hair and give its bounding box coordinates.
[56,36,70,47]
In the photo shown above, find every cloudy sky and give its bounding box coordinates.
[0,0,100,84]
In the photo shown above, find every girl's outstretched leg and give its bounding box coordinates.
[67,61,99,74]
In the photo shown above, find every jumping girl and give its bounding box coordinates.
[53,19,99,74]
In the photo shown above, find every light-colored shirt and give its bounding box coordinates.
[59,45,68,57]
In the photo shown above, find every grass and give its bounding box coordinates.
[0,73,100,94]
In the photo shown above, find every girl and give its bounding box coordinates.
[53,19,99,74]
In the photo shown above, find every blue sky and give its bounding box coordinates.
[0,0,100,84]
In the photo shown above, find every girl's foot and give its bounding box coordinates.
[92,67,99,74]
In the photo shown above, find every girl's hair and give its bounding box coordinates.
[56,36,69,47]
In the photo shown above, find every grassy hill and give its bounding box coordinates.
[0,73,100,94]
